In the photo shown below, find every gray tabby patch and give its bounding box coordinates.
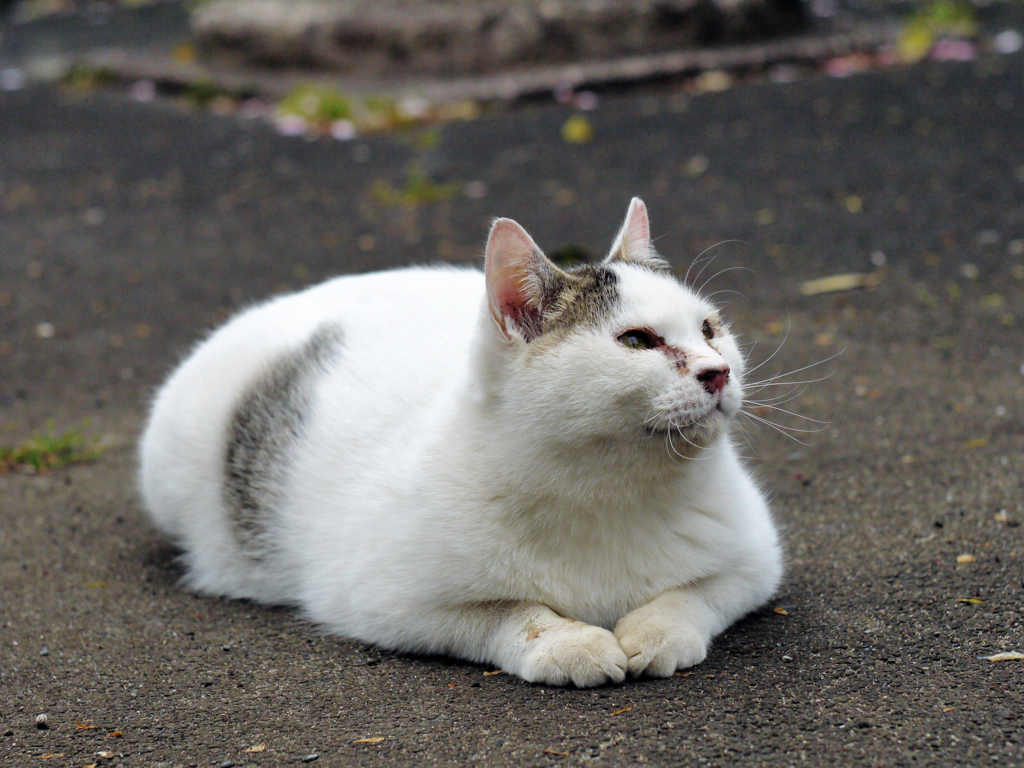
[223,323,343,559]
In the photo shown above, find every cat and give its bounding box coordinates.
[139,198,782,687]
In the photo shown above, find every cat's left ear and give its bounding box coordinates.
[605,197,670,271]
[485,218,561,343]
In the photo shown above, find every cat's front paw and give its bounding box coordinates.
[613,609,708,678]
[519,621,628,688]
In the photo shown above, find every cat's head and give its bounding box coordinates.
[481,198,745,457]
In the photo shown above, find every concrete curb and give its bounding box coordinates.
[80,21,899,102]
[191,0,809,77]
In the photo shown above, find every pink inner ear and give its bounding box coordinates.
[485,219,542,339]
[620,198,651,260]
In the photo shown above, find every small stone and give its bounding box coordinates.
[35,713,49,729]
[994,30,1023,55]
[82,207,105,227]
[464,180,487,199]
[301,754,320,763]
[36,322,56,339]
[1,68,25,91]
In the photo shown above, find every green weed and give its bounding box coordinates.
[0,424,101,474]
[371,166,460,208]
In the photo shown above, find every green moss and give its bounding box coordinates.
[0,424,101,474]
[371,166,460,208]
[278,85,354,123]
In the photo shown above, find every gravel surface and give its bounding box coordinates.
[2,45,1023,766]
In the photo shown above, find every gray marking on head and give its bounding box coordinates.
[536,263,620,338]
[607,247,673,274]
[223,323,343,560]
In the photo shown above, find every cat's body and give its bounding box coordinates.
[140,199,782,686]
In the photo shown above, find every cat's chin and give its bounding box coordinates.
[642,409,727,452]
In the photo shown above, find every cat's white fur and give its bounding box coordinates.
[139,198,782,686]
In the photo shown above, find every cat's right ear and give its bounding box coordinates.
[484,219,553,343]
[605,197,669,271]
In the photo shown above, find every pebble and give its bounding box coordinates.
[994,30,1023,55]
[1,67,25,91]
[35,713,48,729]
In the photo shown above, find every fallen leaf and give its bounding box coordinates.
[244,743,267,753]
[610,706,633,716]
[773,607,789,615]
[75,721,99,730]
[104,731,123,739]
[694,69,732,92]
[965,438,988,449]
[981,651,1024,662]
[956,598,984,604]
[942,707,956,713]
[482,670,505,676]
[956,554,976,563]
[674,671,694,678]
[561,115,593,144]
[542,748,569,756]
[354,737,386,744]
[799,272,882,296]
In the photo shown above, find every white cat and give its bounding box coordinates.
[139,198,782,687]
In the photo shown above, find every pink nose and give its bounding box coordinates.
[697,366,730,395]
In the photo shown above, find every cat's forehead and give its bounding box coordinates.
[610,263,718,329]
[539,262,620,336]
[537,261,718,341]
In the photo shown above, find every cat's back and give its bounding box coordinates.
[139,265,482,544]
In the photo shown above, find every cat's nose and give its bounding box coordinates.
[696,366,730,395]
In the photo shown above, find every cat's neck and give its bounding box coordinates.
[438,394,732,524]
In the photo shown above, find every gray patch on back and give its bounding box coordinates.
[223,323,343,559]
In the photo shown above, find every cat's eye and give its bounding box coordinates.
[702,320,714,341]
[618,329,656,351]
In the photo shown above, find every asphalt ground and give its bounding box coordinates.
[2,48,1024,767]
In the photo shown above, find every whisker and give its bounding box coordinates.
[744,313,792,377]
[742,411,828,434]
[745,403,830,425]
[744,347,845,387]
[703,288,751,306]
[697,266,754,295]
[743,373,835,390]
[684,240,739,286]
[741,412,814,446]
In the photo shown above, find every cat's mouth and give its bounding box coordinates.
[644,405,724,439]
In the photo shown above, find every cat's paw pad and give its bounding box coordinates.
[520,622,628,688]
[613,613,708,678]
